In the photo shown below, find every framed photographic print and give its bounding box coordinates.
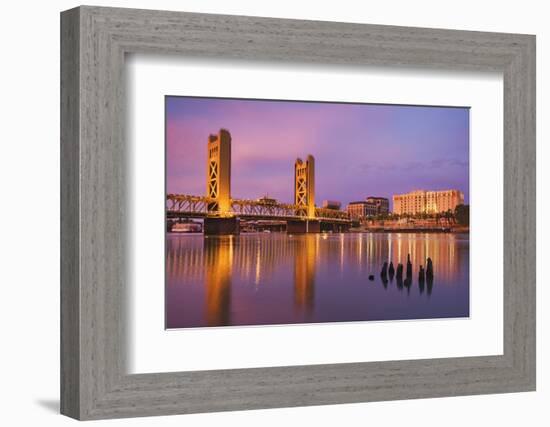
[164,96,470,329]
[61,6,536,420]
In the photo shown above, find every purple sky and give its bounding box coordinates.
[166,96,469,209]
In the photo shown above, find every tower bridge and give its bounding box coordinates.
[167,129,353,234]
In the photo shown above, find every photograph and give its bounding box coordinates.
[49,2,538,422]
[165,96,470,329]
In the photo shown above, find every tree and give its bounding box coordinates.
[455,204,470,226]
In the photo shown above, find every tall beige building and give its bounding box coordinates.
[393,189,464,215]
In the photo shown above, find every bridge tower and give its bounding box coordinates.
[204,129,239,235]
[294,155,315,218]
[289,154,319,233]
[206,129,232,214]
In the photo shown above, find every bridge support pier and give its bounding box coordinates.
[320,221,351,233]
[204,217,240,235]
[287,219,320,234]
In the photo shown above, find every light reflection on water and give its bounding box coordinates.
[166,232,469,328]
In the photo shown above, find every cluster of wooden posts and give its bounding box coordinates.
[368,254,434,292]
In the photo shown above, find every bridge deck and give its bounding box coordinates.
[167,210,351,223]
[166,194,352,224]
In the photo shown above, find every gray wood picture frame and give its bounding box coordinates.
[60,5,536,420]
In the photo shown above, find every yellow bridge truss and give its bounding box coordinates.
[166,194,351,223]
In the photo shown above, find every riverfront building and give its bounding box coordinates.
[393,189,464,215]
[366,196,390,215]
[346,196,390,219]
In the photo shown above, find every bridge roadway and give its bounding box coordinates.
[166,194,352,224]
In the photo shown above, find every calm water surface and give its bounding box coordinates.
[166,232,469,328]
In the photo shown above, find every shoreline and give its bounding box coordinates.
[168,228,469,235]
[353,228,469,234]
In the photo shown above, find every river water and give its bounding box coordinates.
[166,232,469,328]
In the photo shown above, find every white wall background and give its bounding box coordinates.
[0,1,546,426]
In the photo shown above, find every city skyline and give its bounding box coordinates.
[166,96,469,209]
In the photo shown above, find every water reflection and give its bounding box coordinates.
[204,237,232,326]
[293,234,317,313]
[166,232,469,328]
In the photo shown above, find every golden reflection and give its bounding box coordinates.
[167,233,464,289]
[384,233,462,284]
[203,236,233,326]
[254,243,261,287]
[339,233,345,274]
[294,234,317,311]
[397,233,402,262]
[166,232,467,326]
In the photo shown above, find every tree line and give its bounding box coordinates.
[367,204,470,225]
